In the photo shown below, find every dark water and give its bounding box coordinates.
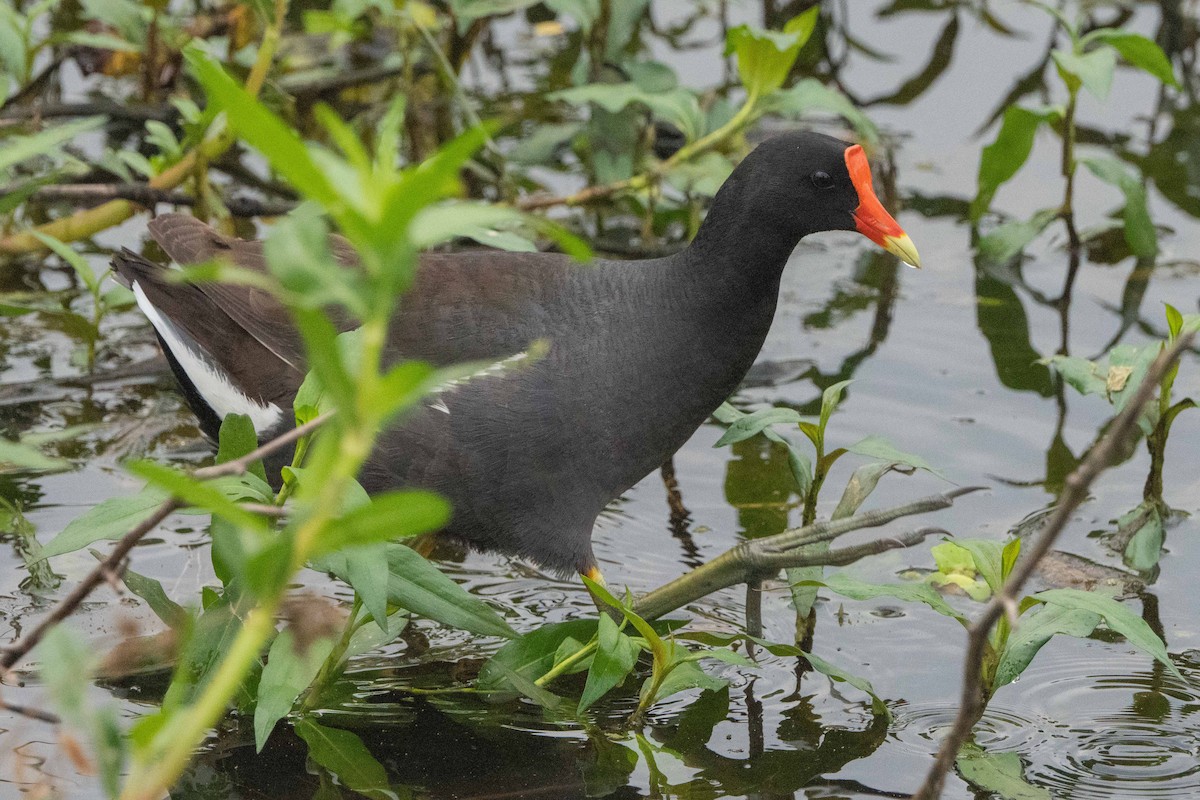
[2,2,1199,798]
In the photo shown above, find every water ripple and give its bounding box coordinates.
[892,648,1200,798]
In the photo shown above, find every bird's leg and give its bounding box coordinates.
[631,487,982,621]
[581,566,623,621]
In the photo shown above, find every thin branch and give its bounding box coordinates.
[280,63,408,99]
[633,489,977,621]
[0,694,62,724]
[911,332,1194,800]
[0,412,331,674]
[0,101,177,125]
[25,183,297,217]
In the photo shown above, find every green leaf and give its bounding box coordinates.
[292,310,357,412]
[646,660,726,705]
[266,214,369,317]
[978,208,1059,263]
[372,94,407,174]
[804,650,890,719]
[31,232,101,296]
[784,443,814,496]
[688,635,861,685]
[410,202,534,252]
[714,406,803,447]
[1085,30,1178,87]
[993,603,1100,691]
[1079,156,1157,259]
[845,435,944,479]
[448,0,540,30]
[712,402,812,493]
[186,47,339,208]
[583,576,671,674]
[478,619,599,693]
[488,660,563,709]
[818,379,852,439]
[971,106,1053,221]
[725,9,818,97]
[0,438,69,472]
[578,613,640,713]
[217,413,266,483]
[316,543,391,630]
[931,541,977,577]
[832,461,904,520]
[957,742,1051,800]
[956,539,1006,594]
[345,609,408,659]
[312,491,450,557]
[39,487,170,559]
[664,151,736,196]
[127,460,267,532]
[0,116,106,175]
[295,719,397,800]
[765,78,880,150]
[1165,304,1183,339]
[801,572,970,626]
[1035,588,1182,679]
[1042,354,1106,396]
[255,630,337,751]
[1120,502,1164,573]
[384,545,516,639]
[120,564,189,630]
[1001,537,1021,581]
[1052,47,1117,100]
[508,121,583,164]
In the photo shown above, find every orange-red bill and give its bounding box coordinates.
[844,144,921,268]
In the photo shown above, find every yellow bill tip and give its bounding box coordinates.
[883,233,922,269]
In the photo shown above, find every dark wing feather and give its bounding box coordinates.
[111,249,304,422]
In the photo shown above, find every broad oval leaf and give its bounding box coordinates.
[578,613,640,713]
[993,603,1100,691]
[254,630,336,752]
[1086,30,1178,87]
[1052,47,1117,101]
[294,718,398,800]
[725,9,818,97]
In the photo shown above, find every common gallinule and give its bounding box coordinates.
[112,131,919,577]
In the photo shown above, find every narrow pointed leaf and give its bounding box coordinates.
[1035,588,1182,679]
[255,631,336,751]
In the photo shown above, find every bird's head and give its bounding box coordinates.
[697,131,921,269]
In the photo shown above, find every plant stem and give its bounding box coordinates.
[120,603,278,800]
[1056,85,1081,355]
[536,640,599,687]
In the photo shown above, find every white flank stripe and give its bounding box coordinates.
[133,282,283,434]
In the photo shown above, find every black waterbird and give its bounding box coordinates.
[112,131,920,580]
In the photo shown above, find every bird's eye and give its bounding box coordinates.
[810,171,835,190]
